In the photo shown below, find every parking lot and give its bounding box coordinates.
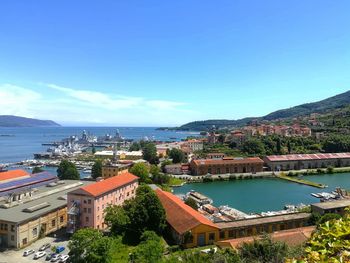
[0,235,70,263]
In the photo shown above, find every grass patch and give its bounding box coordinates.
[168,177,184,186]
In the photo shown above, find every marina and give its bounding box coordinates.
[174,172,350,213]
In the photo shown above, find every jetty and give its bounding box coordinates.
[276,174,326,188]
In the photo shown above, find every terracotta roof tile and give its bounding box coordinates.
[155,189,218,234]
[192,157,264,166]
[80,172,138,197]
[217,226,315,248]
[0,169,29,182]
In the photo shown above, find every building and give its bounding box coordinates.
[67,172,138,233]
[190,157,264,175]
[164,164,182,175]
[94,150,143,160]
[155,189,220,248]
[102,162,131,178]
[216,213,311,241]
[217,226,315,248]
[0,180,92,248]
[0,169,30,183]
[311,199,350,216]
[206,153,226,159]
[264,153,350,171]
[0,170,58,198]
[185,139,204,152]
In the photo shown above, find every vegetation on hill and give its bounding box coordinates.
[174,90,350,131]
[0,115,60,127]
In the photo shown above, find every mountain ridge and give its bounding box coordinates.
[175,90,350,131]
[0,115,61,127]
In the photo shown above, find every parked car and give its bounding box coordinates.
[23,249,35,256]
[46,253,56,261]
[51,254,61,262]
[39,243,51,251]
[55,246,65,253]
[34,251,47,259]
[59,255,69,263]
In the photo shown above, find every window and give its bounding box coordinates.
[22,238,27,245]
[32,227,38,237]
[98,206,100,211]
[83,200,87,204]
[88,199,92,204]
[219,231,225,239]
[11,225,15,232]
[209,233,215,241]
[226,167,229,173]
[84,208,87,213]
[228,230,235,238]
[11,235,14,241]
[85,217,89,222]
[97,215,100,220]
[102,204,105,209]
[4,224,8,231]
[51,219,56,227]
[60,216,64,223]
[88,208,91,214]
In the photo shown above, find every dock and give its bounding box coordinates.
[276,174,326,188]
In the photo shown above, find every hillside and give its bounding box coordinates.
[176,90,350,131]
[0,115,61,127]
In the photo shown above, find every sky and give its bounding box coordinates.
[0,1,350,126]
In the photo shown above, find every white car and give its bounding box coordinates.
[51,254,61,262]
[23,249,35,256]
[34,251,47,259]
[59,255,69,262]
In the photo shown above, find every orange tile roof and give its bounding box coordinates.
[155,189,218,235]
[216,226,315,248]
[0,169,29,182]
[192,157,264,166]
[80,172,138,197]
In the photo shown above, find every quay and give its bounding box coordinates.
[276,174,326,188]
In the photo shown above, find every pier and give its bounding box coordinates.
[276,174,326,188]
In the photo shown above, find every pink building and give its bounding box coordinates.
[66,172,138,233]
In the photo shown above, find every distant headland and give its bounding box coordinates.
[0,115,61,127]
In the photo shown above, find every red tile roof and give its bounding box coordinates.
[0,169,29,182]
[217,226,315,248]
[155,189,218,234]
[192,157,264,166]
[265,153,350,162]
[80,172,138,197]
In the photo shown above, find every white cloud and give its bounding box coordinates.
[0,84,41,117]
[0,83,199,126]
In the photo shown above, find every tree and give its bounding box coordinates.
[32,166,44,174]
[133,231,164,263]
[242,139,266,156]
[150,165,160,177]
[129,142,141,151]
[91,145,96,154]
[161,160,172,173]
[185,197,198,210]
[239,235,289,263]
[104,205,130,235]
[68,228,113,263]
[168,148,185,164]
[91,160,103,179]
[304,209,350,262]
[218,134,226,144]
[287,140,292,154]
[142,142,159,164]
[57,160,80,180]
[276,137,282,154]
[130,163,150,183]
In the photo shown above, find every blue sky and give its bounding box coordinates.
[0,1,350,126]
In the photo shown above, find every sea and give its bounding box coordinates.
[0,127,198,164]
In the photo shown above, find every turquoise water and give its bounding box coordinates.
[173,173,350,213]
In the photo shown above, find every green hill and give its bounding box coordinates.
[0,115,61,127]
[175,90,350,131]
